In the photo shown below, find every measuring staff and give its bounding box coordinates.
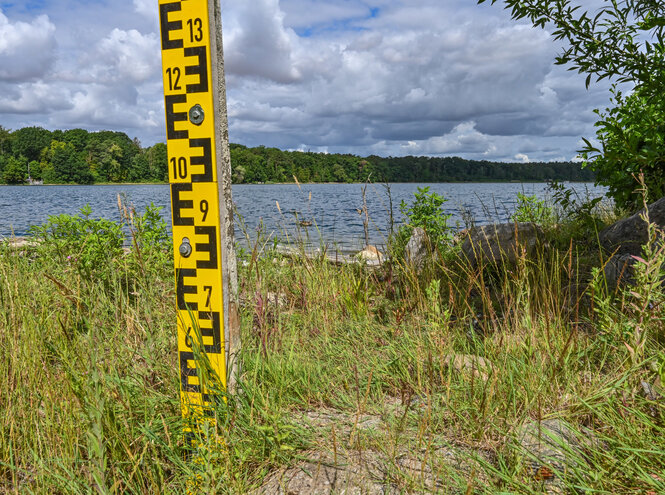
[158,0,240,444]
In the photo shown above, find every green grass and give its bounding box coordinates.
[0,199,664,494]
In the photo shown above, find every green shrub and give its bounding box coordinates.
[581,86,665,211]
[127,202,172,272]
[481,0,665,212]
[29,204,124,281]
[510,192,554,224]
[397,187,453,250]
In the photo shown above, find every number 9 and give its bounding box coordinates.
[200,200,209,222]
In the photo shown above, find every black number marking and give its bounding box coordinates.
[200,200,209,222]
[170,156,188,179]
[179,351,200,393]
[187,18,203,43]
[176,268,198,309]
[198,311,221,353]
[203,286,212,308]
[166,67,182,91]
[195,226,218,269]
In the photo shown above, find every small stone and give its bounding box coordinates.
[604,253,638,287]
[640,381,661,401]
[515,418,600,492]
[444,354,493,382]
[356,245,383,263]
[266,291,288,309]
[2,236,36,249]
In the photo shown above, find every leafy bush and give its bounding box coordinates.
[581,87,665,210]
[29,205,124,280]
[397,187,453,250]
[2,155,28,184]
[125,202,173,278]
[544,180,610,244]
[591,210,665,363]
[28,203,172,284]
[129,203,170,254]
[510,192,554,224]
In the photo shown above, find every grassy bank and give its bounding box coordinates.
[0,193,663,494]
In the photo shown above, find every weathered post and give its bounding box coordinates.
[158,0,240,440]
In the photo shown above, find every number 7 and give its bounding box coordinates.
[203,286,212,308]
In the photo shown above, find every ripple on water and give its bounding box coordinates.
[0,182,607,249]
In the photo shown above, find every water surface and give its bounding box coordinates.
[0,182,606,250]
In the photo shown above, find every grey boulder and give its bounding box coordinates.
[404,227,430,268]
[600,196,665,256]
[460,222,544,266]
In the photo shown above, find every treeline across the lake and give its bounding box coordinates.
[230,144,595,183]
[0,126,167,184]
[0,125,595,185]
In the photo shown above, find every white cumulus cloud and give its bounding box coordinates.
[0,11,57,81]
[224,0,301,83]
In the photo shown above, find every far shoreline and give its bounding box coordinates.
[0,179,599,187]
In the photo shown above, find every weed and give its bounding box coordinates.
[397,186,453,251]
[510,192,554,225]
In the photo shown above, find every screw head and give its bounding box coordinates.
[189,104,204,125]
[179,237,192,258]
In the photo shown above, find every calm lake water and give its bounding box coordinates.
[0,182,607,250]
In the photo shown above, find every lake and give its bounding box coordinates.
[0,182,606,250]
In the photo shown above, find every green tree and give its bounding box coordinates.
[85,131,138,182]
[399,187,453,250]
[129,152,150,182]
[11,126,52,162]
[232,164,247,183]
[28,160,42,181]
[42,141,94,184]
[480,0,665,209]
[332,163,349,182]
[0,125,11,156]
[62,128,91,153]
[145,143,168,181]
[101,142,125,182]
[2,156,28,184]
[581,86,665,208]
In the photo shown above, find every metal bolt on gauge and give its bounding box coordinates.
[179,237,192,257]
[189,104,204,125]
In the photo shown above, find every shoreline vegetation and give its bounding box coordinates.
[0,126,594,186]
[1,186,663,493]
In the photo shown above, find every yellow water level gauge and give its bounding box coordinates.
[158,0,238,444]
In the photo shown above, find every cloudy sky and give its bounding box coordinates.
[0,0,615,162]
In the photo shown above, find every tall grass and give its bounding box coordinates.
[0,189,663,493]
